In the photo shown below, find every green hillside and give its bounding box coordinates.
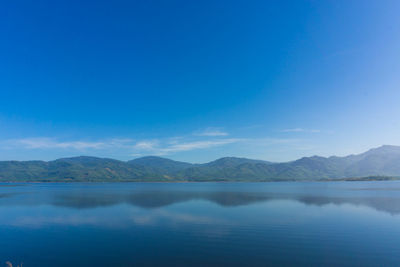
[1,145,400,182]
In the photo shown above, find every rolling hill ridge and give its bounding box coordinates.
[1,145,400,182]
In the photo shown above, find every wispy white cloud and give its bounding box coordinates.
[2,134,244,157]
[14,138,106,150]
[109,138,135,146]
[133,140,159,150]
[160,139,242,153]
[3,137,133,151]
[132,138,243,155]
[194,127,228,137]
[0,134,302,160]
[131,137,301,156]
[281,128,321,133]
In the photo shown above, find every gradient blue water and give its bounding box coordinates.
[1,182,400,266]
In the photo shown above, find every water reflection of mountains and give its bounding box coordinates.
[52,191,271,209]
[51,191,400,215]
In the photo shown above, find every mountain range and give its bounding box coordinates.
[1,145,400,182]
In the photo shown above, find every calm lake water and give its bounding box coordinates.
[1,182,400,266]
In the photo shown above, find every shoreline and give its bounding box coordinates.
[1,176,399,184]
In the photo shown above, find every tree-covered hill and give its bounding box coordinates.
[1,145,400,182]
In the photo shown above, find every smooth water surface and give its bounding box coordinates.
[1,182,400,266]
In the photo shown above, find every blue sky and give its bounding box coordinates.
[1,0,400,162]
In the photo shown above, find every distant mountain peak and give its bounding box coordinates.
[129,156,190,164]
[55,156,110,162]
[376,144,400,150]
[128,156,193,174]
[206,157,272,166]
[362,145,400,156]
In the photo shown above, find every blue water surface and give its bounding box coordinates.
[1,182,400,266]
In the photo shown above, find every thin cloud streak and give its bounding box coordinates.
[133,140,159,150]
[1,135,301,159]
[14,138,106,150]
[133,138,244,155]
[194,128,229,137]
[2,136,243,155]
[160,139,242,153]
[3,137,132,150]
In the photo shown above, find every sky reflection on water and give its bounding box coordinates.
[2,182,400,266]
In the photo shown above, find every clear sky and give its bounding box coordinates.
[1,0,399,162]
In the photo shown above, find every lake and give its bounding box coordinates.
[1,181,400,266]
